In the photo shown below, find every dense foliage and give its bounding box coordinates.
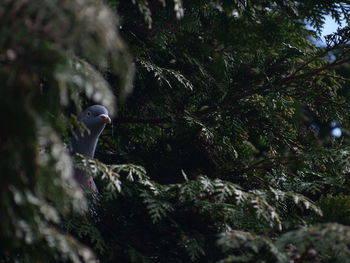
[2,0,350,262]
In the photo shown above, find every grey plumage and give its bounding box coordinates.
[71,105,111,192]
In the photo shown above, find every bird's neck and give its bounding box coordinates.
[71,129,104,158]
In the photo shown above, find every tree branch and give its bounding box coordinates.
[114,57,350,124]
[196,56,350,116]
[113,116,174,124]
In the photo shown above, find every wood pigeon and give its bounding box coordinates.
[71,105,111,192]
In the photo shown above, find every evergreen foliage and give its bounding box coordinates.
[2,0,350,262]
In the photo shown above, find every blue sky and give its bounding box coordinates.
[320,15,340,39]
[322,16,338,33]
[306,15,341,46]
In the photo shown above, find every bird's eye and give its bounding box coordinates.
[87,111,92,117]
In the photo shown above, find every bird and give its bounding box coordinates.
[71,105,111,192]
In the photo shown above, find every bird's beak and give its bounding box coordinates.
[99,114,111,124]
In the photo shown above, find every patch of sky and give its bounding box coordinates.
[330,122,342,138]
[322,16,341,38]
[307,14,343,46]
[332,127,342,138]
[330,121,338,128]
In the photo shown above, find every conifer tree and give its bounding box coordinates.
[2,0,350,262]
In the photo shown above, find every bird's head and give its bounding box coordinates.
[79,105,111,135]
